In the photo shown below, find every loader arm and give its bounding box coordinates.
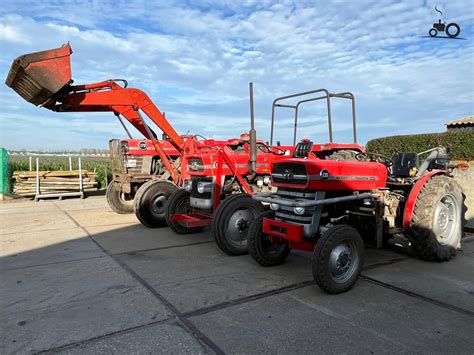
[5,43,185,184]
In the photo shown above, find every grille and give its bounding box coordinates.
[125,155,145,174]
[188,158,205,172]
[272,163,307,185]
[274,188,315,225]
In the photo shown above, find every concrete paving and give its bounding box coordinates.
[1,195,473,354]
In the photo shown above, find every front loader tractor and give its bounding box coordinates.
[5,43,204,224]
[247,95,467,294]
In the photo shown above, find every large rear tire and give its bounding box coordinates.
[408,175,466,261]
[212,194,264,256]
[312,225,364,294]
[106,181,134,214]
[165,188,205,234]
[134,180,178,228]
[248,211,290,266]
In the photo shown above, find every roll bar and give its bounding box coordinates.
[270,89,357,145]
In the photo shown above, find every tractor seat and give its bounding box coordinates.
[293,140,313,158]
[391,152,419,177]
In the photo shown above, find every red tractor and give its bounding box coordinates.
[246,95,467,294]
[106,138,181,214]
[5,44,227,226]
[165,87,369,256]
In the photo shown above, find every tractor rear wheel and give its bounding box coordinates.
[408,175,466,261]
[134,180,178,228]
[248,211,290,266]
[212,194,264,256]
[165,188,205,234]
[106,181,134,214]
[312,225,364,294]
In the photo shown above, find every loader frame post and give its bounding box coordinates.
[249,82,257,174]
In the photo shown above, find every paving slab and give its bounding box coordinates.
[117,242,313,313]
[88,223,213,255]
[65,207,139,227]
[364,240,474,312]
[55,195,110,211]
[0,256,173,354]
[190,280,474,354]
[0,209,77,235]
[56,321,209,354]
[0,202,58,215]
[0,227,103,270]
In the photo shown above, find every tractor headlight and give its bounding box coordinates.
[197,182,205,193]
[270,203,279,211]
[197,181,212,194]
[294,207,305,215]
[184,180,192,191]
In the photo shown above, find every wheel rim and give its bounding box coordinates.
[120,192,134,205]
[328,241,359,284]
[433,194,458,246]
[226,209,253,247]
[151,195,167,216]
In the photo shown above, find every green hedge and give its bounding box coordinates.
[366,131,474,159]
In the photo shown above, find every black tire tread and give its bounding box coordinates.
[212,194,264,256]
[248,211,290,267]
[312,225,364,294]
[409,175,466,262]
[133,180,177,228]
[106,181,134,214]
[165,188,205,234]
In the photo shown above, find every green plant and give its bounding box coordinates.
[366,131,474,159]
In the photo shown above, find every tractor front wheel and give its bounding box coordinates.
[248,211,290,266]
[312,225,364,294]
[134,180,177,228]
[165,188,205,234]
[212,194,264,256]
[106,181,134,214]
[408,175,465,261]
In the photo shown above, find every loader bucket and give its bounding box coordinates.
[5,43,72,107]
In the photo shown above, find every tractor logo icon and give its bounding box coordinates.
[138,141,147,150]
[320,169,330,181]
[428,6,461,39]
[283,169,294,181]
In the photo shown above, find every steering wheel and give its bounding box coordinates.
[258,144,286,155]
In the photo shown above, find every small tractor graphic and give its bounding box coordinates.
[429,6,460,38]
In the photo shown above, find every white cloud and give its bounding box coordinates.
[0,0,473,150]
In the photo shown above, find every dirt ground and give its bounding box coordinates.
[1,195,473,354]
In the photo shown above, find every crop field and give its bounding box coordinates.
[8,155,112,189]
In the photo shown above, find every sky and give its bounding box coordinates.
[0,0,473,150]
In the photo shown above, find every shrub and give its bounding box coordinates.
[366,131,474,159]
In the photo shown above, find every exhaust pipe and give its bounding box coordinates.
[416,146,447,177]
[249,82,257,174]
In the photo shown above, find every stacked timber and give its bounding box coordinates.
[13,170,98,197]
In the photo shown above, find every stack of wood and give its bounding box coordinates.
[13,170,98,197]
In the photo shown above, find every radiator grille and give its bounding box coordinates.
[274,188,315,224]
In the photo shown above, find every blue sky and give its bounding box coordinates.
[0,0,473,150]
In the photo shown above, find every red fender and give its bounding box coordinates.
[402,170,446,230]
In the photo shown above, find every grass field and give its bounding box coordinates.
[8,155,112,190]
